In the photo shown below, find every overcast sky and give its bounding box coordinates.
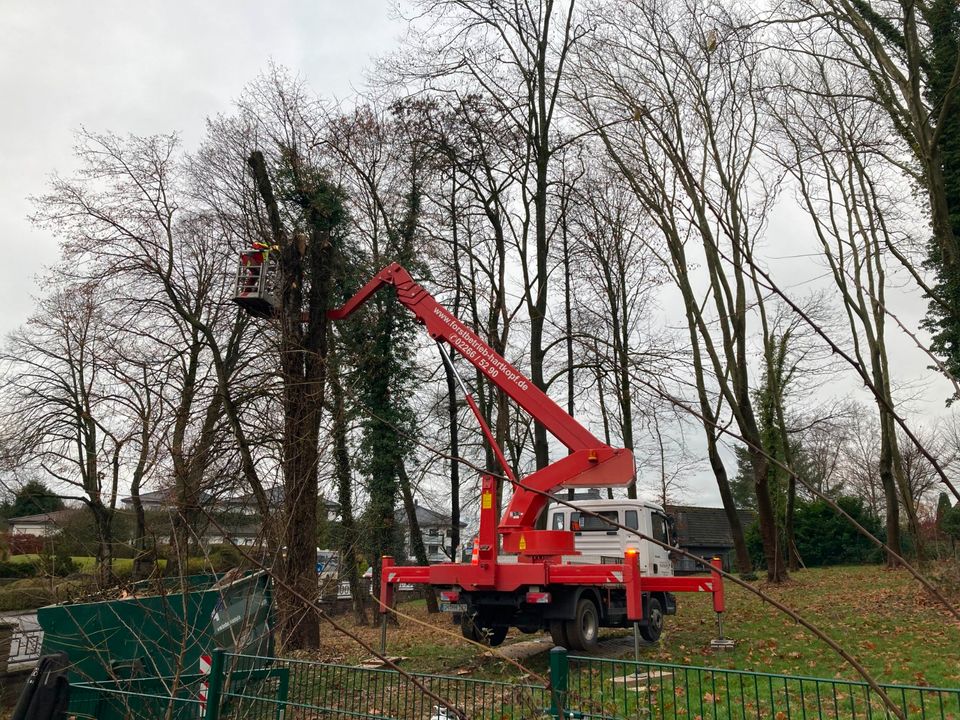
[0,1,401,340]
[0,3,953,509]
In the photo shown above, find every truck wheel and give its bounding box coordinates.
[564,598,600,652]
[549,620,569,648]
[485,626,508,647]
[460,614,482,642]
[639,597,664,643]
[461,615,507,646]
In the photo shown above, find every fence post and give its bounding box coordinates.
[549,646,568,719]
[205,649,226,720]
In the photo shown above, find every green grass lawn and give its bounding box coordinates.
[642,564,960,688]
[8,555,140,573]
[336,565,960,690]
[7,555,190,572]
[6,558,956,691]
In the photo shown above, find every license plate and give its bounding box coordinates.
[439,602,467,613]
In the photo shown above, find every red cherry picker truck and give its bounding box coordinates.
[323,263,728,652]
[235,254,727,651]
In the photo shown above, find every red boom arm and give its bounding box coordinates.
[328,263,634,538]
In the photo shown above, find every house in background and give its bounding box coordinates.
[120,489,216,511]
[118,485,340,547]
[222,486,341,522]
[6,509,79,538]
[202,521,264,547]
[665,505,755,574]
[121,485,340,520]
[398,502,466,563]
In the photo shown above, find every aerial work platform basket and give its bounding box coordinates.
[233,247,279,317]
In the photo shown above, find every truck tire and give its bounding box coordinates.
[549,620,569,648]
[639,596,664,643]
[564,598,600,652]
[461,615,508,646]
[485,626,508,646]
[461,614,482,642]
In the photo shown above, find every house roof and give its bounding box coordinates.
[398,502,467,528]
[222,486,340,511]
[665,505,755,549]
[7,509,78,525]
[119,486,340,511]
[120,489,216,506]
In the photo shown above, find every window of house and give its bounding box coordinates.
[427,528,439,536]
[551,512,565,530]
[625,510,638,530]
[427,544,440,556]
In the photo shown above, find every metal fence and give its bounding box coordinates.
[70,676,207,720]
[65,647,960,720]
[221,652,549,720]
[67,651,549,720]
[9,626,43,664]
[564,653,960,720]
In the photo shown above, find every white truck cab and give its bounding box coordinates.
[545,498,676,577]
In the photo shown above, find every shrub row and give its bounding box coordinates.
[0,554,79,580]
[0,579,56,612]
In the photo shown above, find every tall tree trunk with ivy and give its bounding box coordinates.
[330,348,368,627]
[248,149,346,650]
[357,168,424,615]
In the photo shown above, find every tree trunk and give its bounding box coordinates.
[249,149,339,651]
[447,174,463,561]
[619,345,636,500]
[687,311,752,575]
[888,426,923,559]
[331,363,368,627]
[530,152,551,474]
[563,212,576,502]
[443,359,461,561]
[878,418,902,568]
[129,485,150,579]
[397,463,439,614]
[785,471,799,572]
[708,436,753,575]
[92,503,113,589]
[749,444,787,582]
[169,510,191,578]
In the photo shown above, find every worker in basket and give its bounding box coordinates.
[239,241,277,295]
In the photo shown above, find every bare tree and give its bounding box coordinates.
[100,338,165,578]
[769,58,924,562]
[1,284,121,587]
[567,163,667,499]
[573,0,780,577]
[32,129,272,528]
[390,0,585,473]
[638,411,693,510]
[782,0,960,387]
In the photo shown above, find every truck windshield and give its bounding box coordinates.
[576,511,619,531]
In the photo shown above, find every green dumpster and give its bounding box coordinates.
[37,570,274,684]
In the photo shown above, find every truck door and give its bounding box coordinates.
[623,508,640,560]
[648,512,673,576]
